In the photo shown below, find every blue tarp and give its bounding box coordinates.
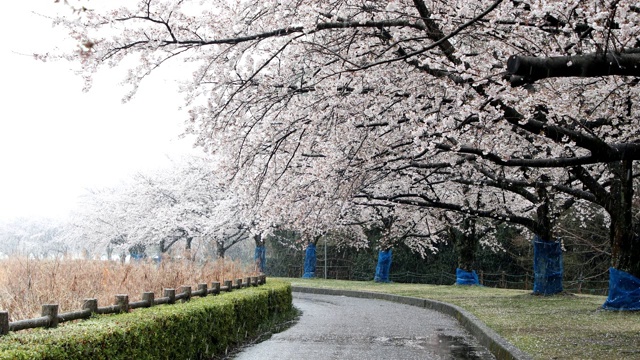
[456,268,480,285]
[130,253,145,261]
[602,267,640,311]
[302,243,317,278]
[533,236,563,295]
[374,249,393,283]
[254,246,266,273]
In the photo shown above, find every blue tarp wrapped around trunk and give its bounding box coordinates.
[302,243,317,278]
[254,246,266,273]
[533,235,563,295]
[374,249,392,283]
[456,268,480,285]
[602,267,640,311]
[130,253,145,261]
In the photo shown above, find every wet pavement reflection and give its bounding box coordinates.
[436,334,493,359]
[233,293,495,359]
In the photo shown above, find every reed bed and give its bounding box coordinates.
[0,257,256,321]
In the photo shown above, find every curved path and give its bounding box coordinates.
[233,292,495,360]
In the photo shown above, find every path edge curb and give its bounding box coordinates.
[292,286,532,360]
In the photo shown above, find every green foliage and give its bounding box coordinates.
[263,231,304,277]
[0,280,292,360]
[266,220,610,293]
[265,197,615,292]
[266,231,531,284]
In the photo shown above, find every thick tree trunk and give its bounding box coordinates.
[453,188,480,286]
[302,236,321,278]
[532,235,563,295]
[609,161,640,277]
[185,237,193,261]
[371,215,396,282]
[374,248,393,283]
[254,233,266,273]
[534,179,553,241]
[216,239,226,259]
[455,217,478,272]
[532,179,563,295]
[457,233,477,271]
[128,243,146,261]
[451,217,480,286]
[602,161,640,310]
[254,233,263,247]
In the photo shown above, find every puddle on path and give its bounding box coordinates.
[372,334,495,359]
[433,334,495,360]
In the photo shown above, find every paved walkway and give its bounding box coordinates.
[233,292,495,359]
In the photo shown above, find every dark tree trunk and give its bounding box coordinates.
[254,233,263,246]
[532,177,563,295]
[216,239,226,259]
[609,160,640,277]
[373,214,396,282]
[254,233,266,273]
[184,237,194,261]
[455,188,479,273]
[450,216,480,286]
[572,161,639,278]
[159,233,182,254]
[451,217,478,272]
[302,235,321,278]
[456,232,476,271]
[534,180,553,241]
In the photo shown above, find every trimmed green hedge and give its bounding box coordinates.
[0,280,292,360]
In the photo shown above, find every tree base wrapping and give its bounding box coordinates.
[254,246,266,273]
[374,249,392,283]
[456,268,480,286]
[302,243,316,278]
[533,236,563,295]
[602,267,640,311]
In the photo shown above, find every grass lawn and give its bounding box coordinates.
[282,278,640,360]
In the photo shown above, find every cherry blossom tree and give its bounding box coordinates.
[0,218,68,258]
[65,156,252,260]
[48,0,640,308]
[355,152,558,287]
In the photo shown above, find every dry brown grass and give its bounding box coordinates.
[0,257,256,321]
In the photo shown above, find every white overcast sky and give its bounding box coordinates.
[0,2,200,220]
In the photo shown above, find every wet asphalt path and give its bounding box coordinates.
[233,292,495,360]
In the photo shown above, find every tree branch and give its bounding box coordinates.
[356,192,536,230]
[506,51,640,86]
